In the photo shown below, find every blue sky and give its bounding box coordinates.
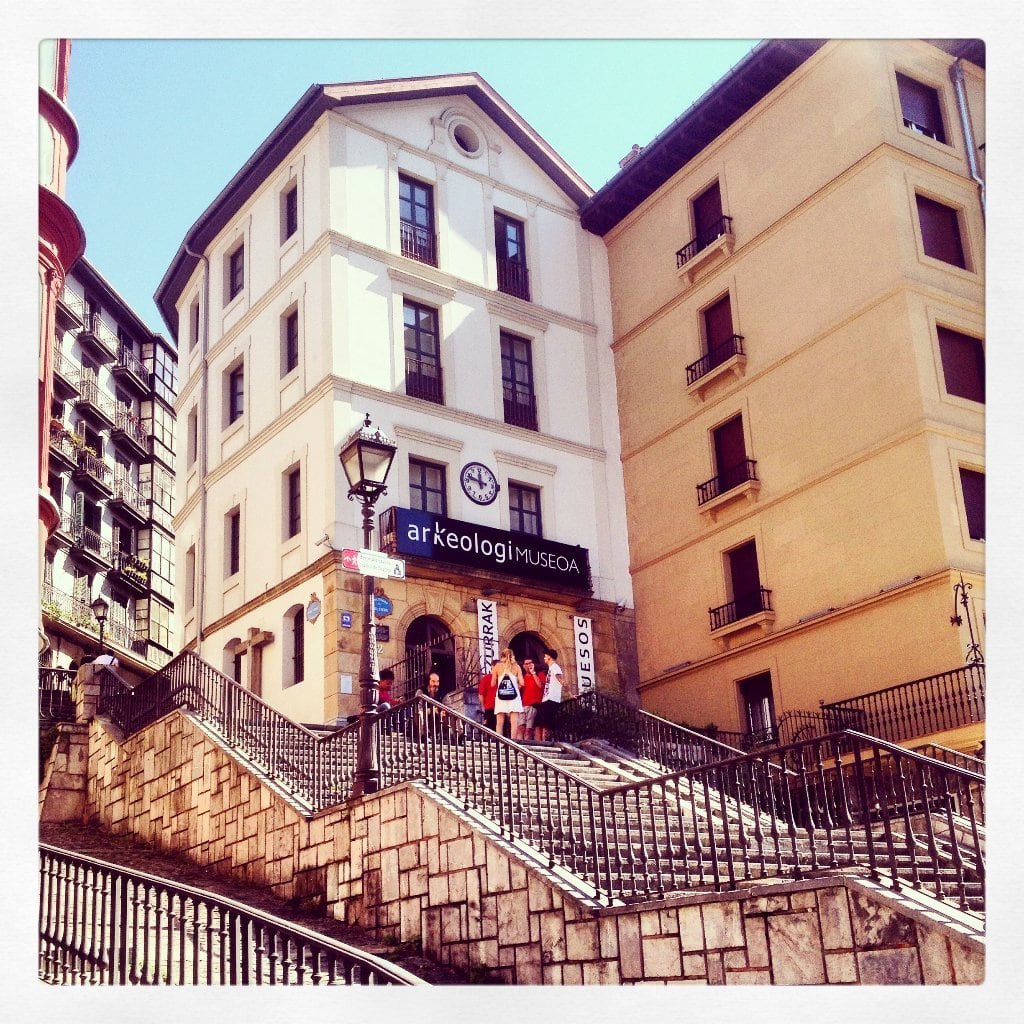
[65,38,757,334]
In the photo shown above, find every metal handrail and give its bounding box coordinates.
[709,587,773,631]
[821,665,985,745]
[399,222,437,266]
[496,255,530,301]
[696,458,759,505]
[98,654,985,912]
[502,385,538,431]
[556,690,747,769]
[39,843,423,985]
[676,214,733,268]
[686,334,745,386]
[39,668,77,724]
[404,355,444,404]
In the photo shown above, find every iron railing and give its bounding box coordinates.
[110,471,149,518]
[911,742,985,774]
[112,405,149,451]
[676,215,733,268]
[39,844,422,985]
[114,344,147,386]
[57,284,86,325]
[94,653,985,913]
[709,587,773,631]
[39,668,77,724]
[696,458,759,506]
[384,631,490,705]
[556,691,747,770]
[78,311,119,360]
[399,222,436,266]
[496,256,530,301]
[76,372,117,424]
[107,617,149,656]
[686,334,745,387]
[74,449,113,492]
[42,582,102,634]
[404,356,444,404]
[98,653,362,810]
[48,422,79,465]
[502,386,538,431]
[52,349,81,393]
[821,665,985,746]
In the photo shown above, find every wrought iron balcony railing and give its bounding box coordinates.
[39,668,77,725]
[72,523,115,567]
[106,615,150,655]
[709,586,773,631]
[404,356,444,404]
[697,458,759,506]
[502,386,538,431]
[111,404,149,454]
[48,423,79,469]
[496,256,530,301]
[110,471,149,519]
[686,334,745,387]
[73,449,113,495]
[399,222,437,266]
[41,582,102,634]
[676,214,733,269]
[51,349,81,397]
[77,311,119,361]
[112,344,148,392]
[39,844,422,985]
[56,285,86,329]
[821,664,985,747]
[75,373,116,426]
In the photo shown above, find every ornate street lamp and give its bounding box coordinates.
[90,594,109,656]
[339,413,398,797]
[950,572,984,666]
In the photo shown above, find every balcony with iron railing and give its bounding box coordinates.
[39,668,77,725]
[55,285,85,332]
[404,356,444,405]
[51,349,81,400]
[111,343,148,394]
[502,386,538,431]
[77,311,119,363]
[41,581,104,633]
[109,550,151,595]
[70,522,115,571]
[74,373,116,428]
[821,664,985,747]
[110,404,149,458]
[399,222,437,266]
[709,586,774,634]
[106,615,150,655]
[685,334,746,392]
[108,471,149,524]
[696,458,761,516]
[47,422,79,472]
[71,448,113,499]
[676,214,734,269]
[496,256,530,302]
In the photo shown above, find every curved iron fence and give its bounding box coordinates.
[39,844,423,985]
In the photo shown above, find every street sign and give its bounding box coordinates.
[341,547,406,580]
[373,594,393,617]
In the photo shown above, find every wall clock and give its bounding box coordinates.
[460,461,499,505]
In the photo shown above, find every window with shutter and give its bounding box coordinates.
[896,73,946,143]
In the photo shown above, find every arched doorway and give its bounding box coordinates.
[509,631,547,673]
[402,615,456,700]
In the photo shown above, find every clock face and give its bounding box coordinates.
[460,461,499,505]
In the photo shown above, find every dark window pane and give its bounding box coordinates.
[510,483,542,536]
[693,181,723,242]
[960,468,985,541]
[937,326,984,403]
[917,195,966,268]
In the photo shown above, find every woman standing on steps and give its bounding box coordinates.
[491,647,524,739]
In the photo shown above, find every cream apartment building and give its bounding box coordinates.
[580,39,984,745]
[156,74,635,725]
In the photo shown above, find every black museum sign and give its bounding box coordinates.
[379,507,592,592]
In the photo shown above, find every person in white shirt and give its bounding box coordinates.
[534,648,569,741]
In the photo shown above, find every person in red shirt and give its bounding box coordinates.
[479,658,500,730]
[515,657,545,741]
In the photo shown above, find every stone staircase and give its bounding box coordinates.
[87,652,985,921]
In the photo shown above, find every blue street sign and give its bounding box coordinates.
[374,594,393,617]
[340,611,353,629]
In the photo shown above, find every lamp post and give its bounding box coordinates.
[90,594,109,656]
[339,413,398,798]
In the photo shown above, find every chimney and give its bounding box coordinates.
[618,144,644,169]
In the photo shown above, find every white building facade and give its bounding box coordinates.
[157,75,636,724]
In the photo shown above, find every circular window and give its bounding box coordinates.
[451,121,482,157]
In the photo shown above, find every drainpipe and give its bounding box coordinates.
[950,59,985,220]
[184,243,210,658]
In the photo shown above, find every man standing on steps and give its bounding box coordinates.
[535,648,571,742]
[516,656,545,742]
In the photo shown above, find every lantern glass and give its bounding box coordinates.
[340,416,397,498]
[90,595,109,624]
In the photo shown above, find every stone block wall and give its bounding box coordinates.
[83,710,984,984]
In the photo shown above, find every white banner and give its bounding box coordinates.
[477,599,500,673]
[573,616,596,694]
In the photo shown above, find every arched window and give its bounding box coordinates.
[509,631,547,672]
[401,615,454,699]
[283,605,305,688]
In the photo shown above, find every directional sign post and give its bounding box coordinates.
[341,548,406,580]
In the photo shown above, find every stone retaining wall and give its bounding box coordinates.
[82,710,984,985]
